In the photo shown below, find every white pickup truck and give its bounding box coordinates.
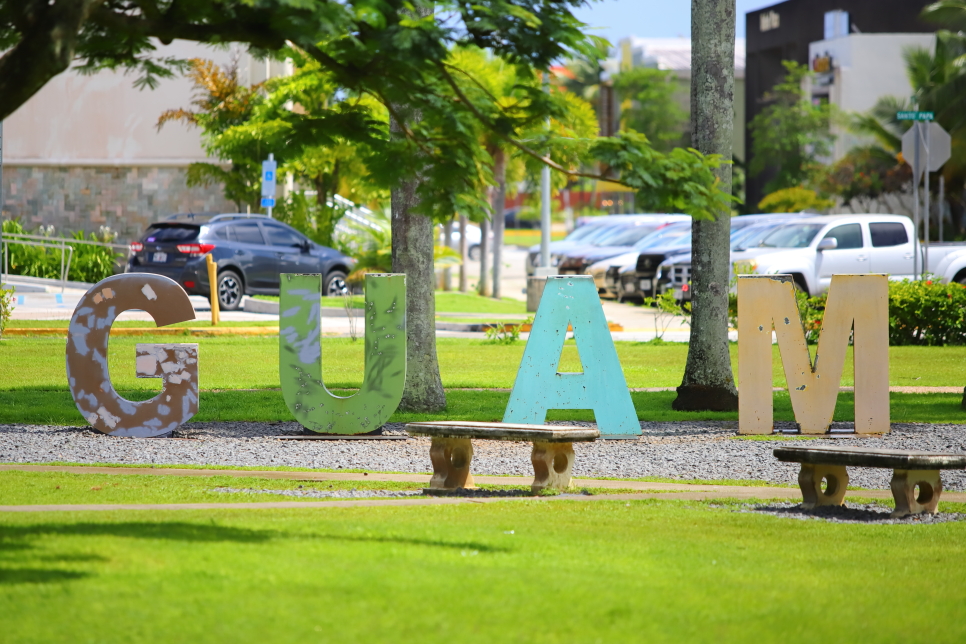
[731,214,966,295]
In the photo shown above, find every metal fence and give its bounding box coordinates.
[0,232,130,293]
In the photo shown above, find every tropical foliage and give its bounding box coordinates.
[613,67,689,153]
[748,61,834,194]
[757,187,833,213]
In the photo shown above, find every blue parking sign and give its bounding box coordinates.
[261,154,277,199]
[261,197,276,208]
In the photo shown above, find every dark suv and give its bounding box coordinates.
[127,213,356,310]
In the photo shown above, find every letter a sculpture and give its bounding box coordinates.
[503,275,639,435]
[66,274,199,437]
[280,273,406,434]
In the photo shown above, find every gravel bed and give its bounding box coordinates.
[2,420,966,491]
[739,501,966,524]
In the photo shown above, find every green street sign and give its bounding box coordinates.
[897,111,935,121]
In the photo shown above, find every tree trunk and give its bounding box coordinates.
[458,214,468,292]
[389,67,445,411]
[491,148,507,299]
[673,0,739,412]
[478,217,491,296]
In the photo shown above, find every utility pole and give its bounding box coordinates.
[924,122,930,275]
[1,120,4,284]
[913,122,921,280]
[539,73,551,270]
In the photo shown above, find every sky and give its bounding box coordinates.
[571,0,781,44]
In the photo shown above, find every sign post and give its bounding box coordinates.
[261,153,277,218]
[1,120,4,285]
[900,112,950,279]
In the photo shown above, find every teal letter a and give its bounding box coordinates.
[503,276,639,435]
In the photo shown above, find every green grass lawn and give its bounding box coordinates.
[0,471,645,505]
[4,337,966,391]
[502,229,568,245]
[0,388,961,425]
[250,290,529,314]
[1,500,964,642]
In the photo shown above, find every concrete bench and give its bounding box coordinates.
[774,445,966,517]
[405,421,599,493]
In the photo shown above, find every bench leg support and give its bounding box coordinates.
[531,441,574,493]
[890,469,941,518]
[798,464,849,509]
[429,438,475,490]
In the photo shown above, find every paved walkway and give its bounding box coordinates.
[4,463,962,512]
[3,250,698,340]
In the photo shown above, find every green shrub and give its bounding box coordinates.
[730,277,966,346]
[757,186,833,213]
[1,219,123,284]
[888,278,966,346]
[0,283,13,338]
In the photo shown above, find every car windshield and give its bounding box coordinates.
[601,224,662,246]
[759,224,825,248]
[564,223,611,242]
[731,224,784,250]
[143,225,200,242]
[634,224,690,250]
[588,224,636,246]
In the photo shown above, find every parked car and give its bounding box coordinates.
[127,213,356,310]
[730,214,966,295]
[585,221,692,295]
[614,224,696,300]
[525,214,689,275]
[654,214,810,301]
[439,222,489,260]
[556,217,691,276]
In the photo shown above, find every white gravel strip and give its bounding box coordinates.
[2,421,966,492]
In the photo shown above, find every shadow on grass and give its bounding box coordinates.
[301,532,511,553]
[0,521,275,544]
[0,567,91,585]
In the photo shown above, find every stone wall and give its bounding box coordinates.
[1,165,236,242]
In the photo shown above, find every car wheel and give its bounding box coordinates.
[217,270,243,311]
[468,244,481,261]
[323,270,349,297]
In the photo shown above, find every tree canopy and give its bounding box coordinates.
[1,0,734,224]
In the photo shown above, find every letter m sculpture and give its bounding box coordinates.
[738,274,889,435]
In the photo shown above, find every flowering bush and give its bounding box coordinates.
[0,284,13,339]
[888,278,966,346]
[731,277,966,346]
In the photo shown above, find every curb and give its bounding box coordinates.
[3,327,281,337]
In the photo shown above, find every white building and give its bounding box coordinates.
[1,41,282,241]
[807,32,936,161]
[606,37,747,162]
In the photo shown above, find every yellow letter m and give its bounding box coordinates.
[738,274,889,435]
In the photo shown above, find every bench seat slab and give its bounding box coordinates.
[429,438,475,490]
[775,445,966,470]
[798,464,849,508]
[891,469,941,518]
[407,421,599,443]
[531,442,575,493]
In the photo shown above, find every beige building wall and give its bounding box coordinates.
[0,41,278,241]
[808,33,936,162]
